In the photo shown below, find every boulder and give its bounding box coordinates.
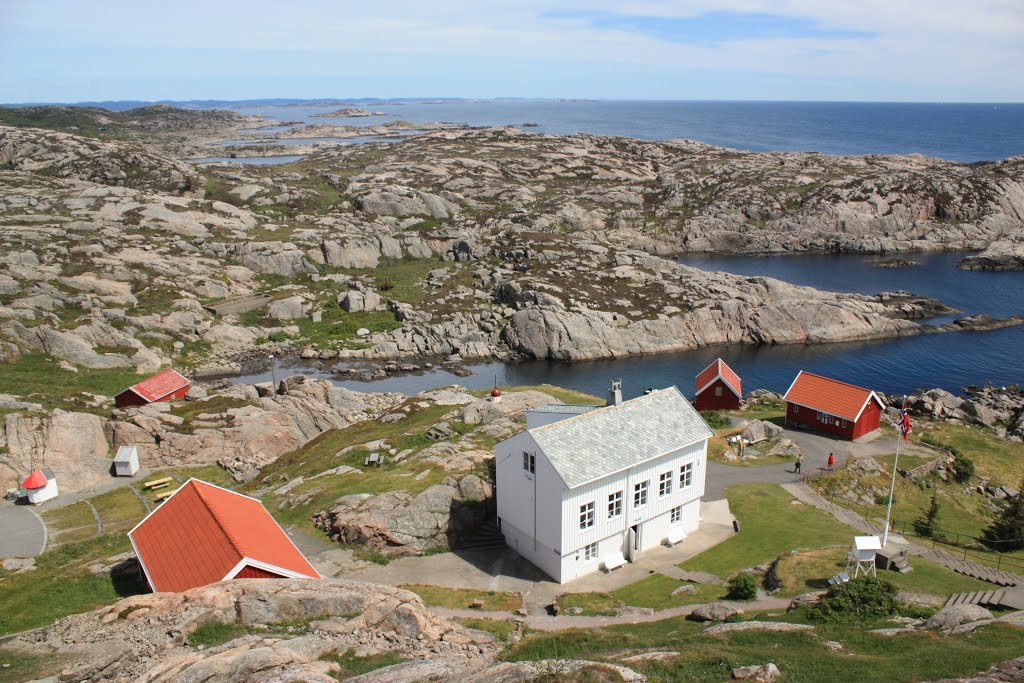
[690,602,743,622]
[461,390,559,425]
[740,419,783,443]
[732,663,781,682]
[267,296,307,321]
[2,410,109,495]
[924,604,994,630]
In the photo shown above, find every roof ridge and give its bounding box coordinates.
[192,480,248,558]
[796,371,872,394]
[530,387,674,433]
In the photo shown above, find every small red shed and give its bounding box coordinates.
[128,478,320,593]
[783,371,885,440]
[694,358,742,411]
[114,368,190,409]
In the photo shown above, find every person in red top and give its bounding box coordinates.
[827,452,836,471]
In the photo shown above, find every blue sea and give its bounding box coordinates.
[218,100,1024,398]
[232,99,1024,162]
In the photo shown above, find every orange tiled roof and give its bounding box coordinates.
[695,358,742,398]
[129,479,319,592]
[120,368,190,403]
[784,371,883,422]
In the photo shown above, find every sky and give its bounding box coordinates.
[1,0,1022,103]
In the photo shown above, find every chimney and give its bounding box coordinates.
[607,379,623,407]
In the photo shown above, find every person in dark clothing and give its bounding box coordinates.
[794,453,803,474]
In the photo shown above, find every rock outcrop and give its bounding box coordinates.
[959,226,1024,270]
[313,474,494,554]
[1,410,109,493]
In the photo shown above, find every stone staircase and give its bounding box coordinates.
[459,519,506,553]
[945,587,1024,610]
[782,483,883,535]
[916,547,1024,587]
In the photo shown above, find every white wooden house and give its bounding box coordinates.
[495,383,714,583]
[22,467,58,505]
[114,445,140,476]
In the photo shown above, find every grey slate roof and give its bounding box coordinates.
[530,404,600,415]
[529,387,714,489]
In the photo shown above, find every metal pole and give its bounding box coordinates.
[269,354,276,389]
[882,396,906,547]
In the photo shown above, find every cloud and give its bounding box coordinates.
[0,0,1021,101]
[540,10,876,45]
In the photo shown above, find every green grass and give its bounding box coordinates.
[681,484,854,578]
[771,547,994,598]
[41,501,98,546]
[0,650,67,682]
[468,384,605,406]
[321,649,406,679]
[921,423,1024,486]
[727,399,786,422]
[502,616,1024,683]
[90,487,147,535]
[400,585,523,612]
[0,534,141,637]
[188,622,251,648]
[454,617,519,642]
[612,574,728,609]
[170,396,254,433]
[0,352,140,412]
[559,575,728,615]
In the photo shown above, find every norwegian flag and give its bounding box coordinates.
[899,397,912,441]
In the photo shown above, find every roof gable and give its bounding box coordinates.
[129,479,318,592]
[529,387,714,489]
[695,358,742,398]
[783,371,884,422]
[119,368,190,403]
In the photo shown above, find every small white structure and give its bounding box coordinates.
[495,383,714,583]
[114,445,140,477]
[22,467,58,505]
[849,535,881,578]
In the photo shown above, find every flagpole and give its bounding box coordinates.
[882,395,907,547]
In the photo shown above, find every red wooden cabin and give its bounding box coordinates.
[114,368,191,408]
[129,479,320,592]
[693,358,742,411]
[783,371,885,441]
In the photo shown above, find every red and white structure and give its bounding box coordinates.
[21,467,58,505]
[693,358,742,411]
[114,368,190,409]
[129,479,320,593]
[783,371,885,441]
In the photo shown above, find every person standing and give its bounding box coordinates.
[794,453,803,474]
[827,452,835,471]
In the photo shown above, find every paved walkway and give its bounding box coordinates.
[332,500,738,613]
[434,595,793,631]
[0,504,47,558]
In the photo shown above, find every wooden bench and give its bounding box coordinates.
[364,452,383,467]
[155,490,176,503]
[143,477,173,490]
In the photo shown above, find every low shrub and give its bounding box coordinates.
[952,455,975,483]
[726,574,759,600]
[700,411,731,429]
[808,576,898,623]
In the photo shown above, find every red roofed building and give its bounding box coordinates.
[693,358,742,411]
[114,368,190,409]
[129,479,320,592]
[783,371,885,440]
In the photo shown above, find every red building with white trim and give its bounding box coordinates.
[114,368,191,409]
[128,478,320,592]
[783,371,885,441]
[693,358,742,411]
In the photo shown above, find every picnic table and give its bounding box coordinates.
[364,452,383,467]
[143,477,174,491]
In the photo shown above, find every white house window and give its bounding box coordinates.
[583,542,598,560]
[579,501,595,529]
[714,386,723,396]
[523,451,535,474]
[634,480,649,507]
[659,471,673,497]
[671,505,682,523]
[680,462,693,488]
[608,490,623,518]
